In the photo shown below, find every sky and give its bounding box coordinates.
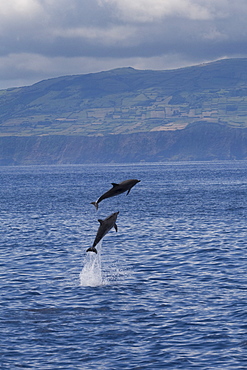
[1,0,247,89]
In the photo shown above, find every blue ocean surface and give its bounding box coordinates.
[0,162,247,369]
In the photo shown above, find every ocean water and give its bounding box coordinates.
[0,162,247,369]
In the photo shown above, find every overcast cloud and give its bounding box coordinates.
[0,0,247,88]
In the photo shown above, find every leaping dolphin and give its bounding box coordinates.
[91,179,140,210]
[86,212,119,254]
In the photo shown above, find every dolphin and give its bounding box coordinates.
[86,211,119,254]
[91,179,140,210]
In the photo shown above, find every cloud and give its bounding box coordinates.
[100,0,215,22]
[0,0,41,17]
[0,0,247,88]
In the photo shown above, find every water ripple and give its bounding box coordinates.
[1,162,247,369]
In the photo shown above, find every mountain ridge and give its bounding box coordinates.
[1,58,247,137]
[1,58,247,163]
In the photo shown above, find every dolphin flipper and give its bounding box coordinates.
[114,223,118,232]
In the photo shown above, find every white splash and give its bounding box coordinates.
[80,242,103,287]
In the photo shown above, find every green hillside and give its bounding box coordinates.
[1,58,247,137]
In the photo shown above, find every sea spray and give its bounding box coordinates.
[79,241,130,286]
[80,242,103,286]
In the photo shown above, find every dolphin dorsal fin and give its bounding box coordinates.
[111,183,119,187]
[98,219,104,225]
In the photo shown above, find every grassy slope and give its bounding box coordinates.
[1,58,247,137]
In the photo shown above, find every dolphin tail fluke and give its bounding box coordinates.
[86,246,98,254]
[91,201,99,210]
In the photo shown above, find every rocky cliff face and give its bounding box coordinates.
[1,122,246,165]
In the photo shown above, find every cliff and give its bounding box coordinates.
[0,122,246,165]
